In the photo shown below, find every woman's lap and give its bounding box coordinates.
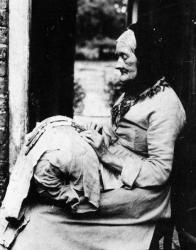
[12,203,154,250]
[12,186,170,250]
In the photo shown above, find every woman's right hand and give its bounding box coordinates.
[84,122,103,133]
[80,129,107,158]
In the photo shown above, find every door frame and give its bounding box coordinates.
[8,0,31,170]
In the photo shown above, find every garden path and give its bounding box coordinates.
[74,60,119,126]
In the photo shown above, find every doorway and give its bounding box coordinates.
[29,0,77,130]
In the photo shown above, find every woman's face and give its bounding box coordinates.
[115,38,138,83]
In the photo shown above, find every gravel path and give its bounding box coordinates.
[74,60,119,125]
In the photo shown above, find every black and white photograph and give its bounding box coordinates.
[0,1,196,249]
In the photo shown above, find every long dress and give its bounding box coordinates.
[0,81,186,250]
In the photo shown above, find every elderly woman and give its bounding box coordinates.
[0,23,186,250]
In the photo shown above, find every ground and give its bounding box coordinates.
[74,60,118,125]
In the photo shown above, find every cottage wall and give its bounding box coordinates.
[0,0,8,203]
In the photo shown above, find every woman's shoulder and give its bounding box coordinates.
[152,85,184,110]
[138,79,182,109]
[151,85,186,125]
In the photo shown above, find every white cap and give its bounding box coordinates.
[116,29,137,51]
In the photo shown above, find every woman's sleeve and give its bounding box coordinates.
[100,95,186,188]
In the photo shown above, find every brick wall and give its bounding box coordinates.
[0,0,8,204]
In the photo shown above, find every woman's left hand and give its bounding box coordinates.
[80,130,106,158]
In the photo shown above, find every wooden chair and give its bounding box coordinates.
[149,132,186,250]
[149,219,174,250]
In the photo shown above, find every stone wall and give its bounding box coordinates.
[0,0,8,204]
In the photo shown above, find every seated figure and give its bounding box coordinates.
[0,22,186,250]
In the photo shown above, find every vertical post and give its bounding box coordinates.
[131,0,139,24]
[8,0,31,170]
[127,0,139,25]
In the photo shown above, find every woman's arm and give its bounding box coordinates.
[100,94,186,188]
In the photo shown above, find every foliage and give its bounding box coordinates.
[73,81,86,114]
[75,46,99,60]
[76,0,127,45]
[105,79,123,107]
[75,37,117,60]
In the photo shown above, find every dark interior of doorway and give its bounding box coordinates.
[127,0,196,114]
[29,0,77,130]
[127,1,196,248]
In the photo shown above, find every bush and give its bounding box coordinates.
[75,37,117,60]
[75,46,99,60]
[77,0,127,43]
[73,81,86,114]
[105,79,123,107]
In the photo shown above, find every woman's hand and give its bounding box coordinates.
[84,122,103,133]
[80,130,107,158]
